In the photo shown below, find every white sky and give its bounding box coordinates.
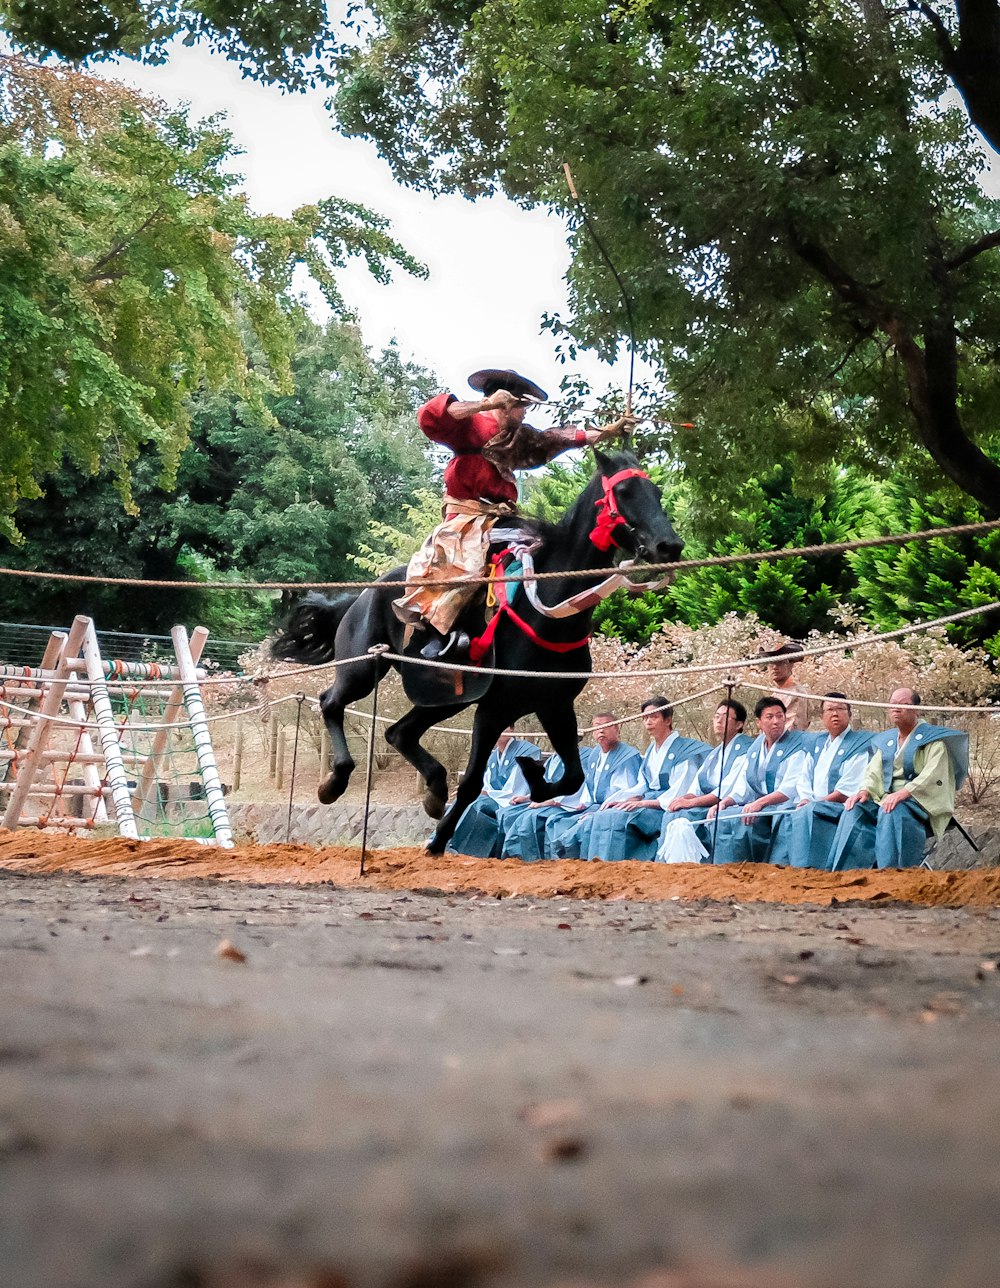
[112,43,635,417]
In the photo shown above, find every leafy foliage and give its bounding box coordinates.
[0,54,426,540]
[0,316,438,633]
[0,0,336,87]
[352,488,444,575]
[327,1,1000,513]
[518,452,1000,653]
[847,485,1000,658]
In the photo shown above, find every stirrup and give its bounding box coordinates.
[420,630,470,661]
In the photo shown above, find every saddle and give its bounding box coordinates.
[397,531,534,706]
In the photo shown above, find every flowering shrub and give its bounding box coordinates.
[245,607,1000,800]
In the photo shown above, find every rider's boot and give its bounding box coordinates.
[420,629,471,662]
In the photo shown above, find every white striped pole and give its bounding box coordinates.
[81,620,139,839]
[172,626,233,848]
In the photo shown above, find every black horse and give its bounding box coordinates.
[271,449,683,854]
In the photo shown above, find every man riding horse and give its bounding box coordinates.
[392,367,634,662]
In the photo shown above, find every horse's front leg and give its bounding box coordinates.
[384,702,467,819]
[426,710,508,855]
[317,655,388,804]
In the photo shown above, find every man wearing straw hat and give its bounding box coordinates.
[392,368,630,662]
[758,637,812,730]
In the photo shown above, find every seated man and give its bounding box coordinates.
[447,726,542,857]
[705,696,809,864]
[572,698,710,862]
[829,688,969,871]
[392,368,625,661]
[499,745,596,861]
[657,699,753,863]
[546,713,642,860]
[769,693,872,868]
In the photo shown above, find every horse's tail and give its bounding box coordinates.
[270,591,359,665]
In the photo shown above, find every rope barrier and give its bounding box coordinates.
[1,516,999,592]
[2,595,999,735]
[313,598,1000,683]
[16,587,993,696]
[4,660,995,743]
[333,681,729,740]
[736,680,1000,716]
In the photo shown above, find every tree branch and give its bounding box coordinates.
[947,228,1000,269]
[909,0,1000,156]
[787,227,891,324]
[84,207,164,283]
[907,1,957,63]
[827,326,874,379]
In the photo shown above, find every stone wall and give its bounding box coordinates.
[228,801,1000,868]
[228,802,430,848]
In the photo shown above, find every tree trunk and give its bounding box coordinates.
[916,0,1000,156]
[886,314,1000,515]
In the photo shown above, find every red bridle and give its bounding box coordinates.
[588,468,650,552]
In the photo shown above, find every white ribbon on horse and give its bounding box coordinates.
[491,529,675,621]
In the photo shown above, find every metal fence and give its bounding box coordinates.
[0,621,256,674]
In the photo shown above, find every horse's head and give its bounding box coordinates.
[589,449,684,564]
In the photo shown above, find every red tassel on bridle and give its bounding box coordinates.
[589,468,649,551]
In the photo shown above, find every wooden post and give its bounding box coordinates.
[0,630,67,789]
[62,630,116,826]
[269,712,278,779]
[233,718,244,793]
[1,626,77,830]
[276,729,286,792]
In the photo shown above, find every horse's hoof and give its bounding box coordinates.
[424,836,446,856]
[317,774,343,805]
[423,791,447,819]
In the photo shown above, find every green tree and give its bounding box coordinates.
[0,316,438,633]
[0,0,336,87]
[847,483,1000,656]
[170,318,437,611]
[325,1,1000,515]
[519,454,1000,650]
[0,54,425,540]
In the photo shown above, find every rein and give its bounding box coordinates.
[470,468,675,660]
[469,550,591,664]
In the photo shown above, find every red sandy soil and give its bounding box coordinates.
[1,831,999,907]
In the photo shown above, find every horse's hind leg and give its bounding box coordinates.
[317,656,388,805]
[427,707,508,854]
[384,702,467,819]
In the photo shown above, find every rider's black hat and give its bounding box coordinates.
[468,368,548,402]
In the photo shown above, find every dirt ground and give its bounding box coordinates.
[4,838,1000,1288]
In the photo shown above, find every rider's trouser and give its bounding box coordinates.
[392,498,514,636]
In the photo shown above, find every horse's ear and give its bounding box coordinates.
[593,448,612,473]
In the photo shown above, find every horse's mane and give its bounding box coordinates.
[511,449,644,545]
